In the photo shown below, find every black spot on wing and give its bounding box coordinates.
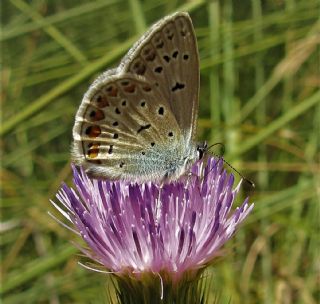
[171,82,185,92]
[137,124,151,134]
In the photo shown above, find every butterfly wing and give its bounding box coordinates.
[72,12,200,182]
[120,12,199,143]
[72,73,187,181]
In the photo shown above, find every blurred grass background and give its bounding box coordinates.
[1,0,319,303]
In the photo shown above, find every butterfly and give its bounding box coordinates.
[72,12,207,183]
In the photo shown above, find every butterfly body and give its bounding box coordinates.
[72,12,202,182]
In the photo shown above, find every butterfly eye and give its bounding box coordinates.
[197,143,207,160]
[121,100,127,106]
[183,54,189,60]
[168,132,174,137]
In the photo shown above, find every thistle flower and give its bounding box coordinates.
[52,157,253,303]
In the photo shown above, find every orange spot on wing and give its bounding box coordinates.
[87,143,100,159]
[107,85,118,97]
[89,109,105,121]
[142,85,151,92]
[124,84,136,93]
[95,95,110,108]
[85,126,101,138]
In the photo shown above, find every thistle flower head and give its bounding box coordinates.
[53,157,253,285]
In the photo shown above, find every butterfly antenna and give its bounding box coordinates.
[207,143,225,155]
[206,145,255,189]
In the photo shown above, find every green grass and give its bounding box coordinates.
[1,0,319,303]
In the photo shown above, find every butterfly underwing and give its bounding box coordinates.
[72,12,205,182]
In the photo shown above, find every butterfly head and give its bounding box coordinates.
[197,142,208,160]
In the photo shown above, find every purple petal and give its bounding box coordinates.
[52,156,253,281]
